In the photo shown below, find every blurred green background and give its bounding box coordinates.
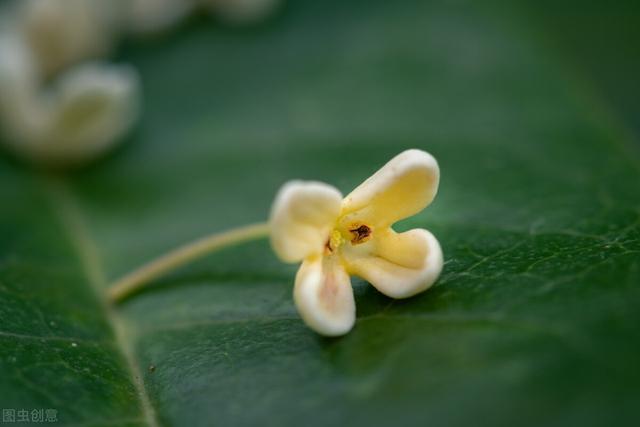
[1,0,639,426]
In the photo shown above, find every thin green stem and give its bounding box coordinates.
[107,222,270,303]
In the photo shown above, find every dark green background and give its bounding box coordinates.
[1,0,639,426]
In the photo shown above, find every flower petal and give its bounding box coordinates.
[0,36,140,166]
[42,63,140,165]
[294,256,356,336]
[343,228,443,298]
[269,181,342,263]
[340,149,439,227]
[20,0,121,77]
[0,32,46,144]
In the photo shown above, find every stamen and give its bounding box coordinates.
[324,239,333,253]
[349,224,371,244]
[325,229,344,254]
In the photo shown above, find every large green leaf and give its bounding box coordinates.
[1,0,639,426]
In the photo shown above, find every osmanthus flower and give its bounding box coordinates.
[0,33,140,166]
[17,0,127,78]
[104,150,443,334]
[269,149,443,336]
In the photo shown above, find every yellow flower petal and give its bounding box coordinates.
[344,228,442,298]
[269,181,343,263]
[294,256,355,336]
[340,149,439,228]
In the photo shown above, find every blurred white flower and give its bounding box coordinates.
[17,0,126,78]
[270,150,443,336]
[0,34,140,166]
[0,0,281,166]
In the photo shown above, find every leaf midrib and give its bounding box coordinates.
[44,177,160,427]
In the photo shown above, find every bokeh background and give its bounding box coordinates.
[1,0,639,426]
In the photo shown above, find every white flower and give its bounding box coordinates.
[17,0,126,78]
[0,34,140,166]
[270,149,443,336]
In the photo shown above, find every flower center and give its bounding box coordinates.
[325,229,344,253]
[325,223,372,254]
[349,224,371,245]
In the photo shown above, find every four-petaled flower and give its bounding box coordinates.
[269,149,443,336]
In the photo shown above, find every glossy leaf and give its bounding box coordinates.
[1,0,639,426]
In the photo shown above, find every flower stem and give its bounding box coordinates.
[107,222,270,303]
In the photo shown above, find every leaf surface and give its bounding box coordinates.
[1,0,639,426]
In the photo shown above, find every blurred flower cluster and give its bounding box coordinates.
[0,0,279,168]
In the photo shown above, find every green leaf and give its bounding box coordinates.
[1,0,639,426]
